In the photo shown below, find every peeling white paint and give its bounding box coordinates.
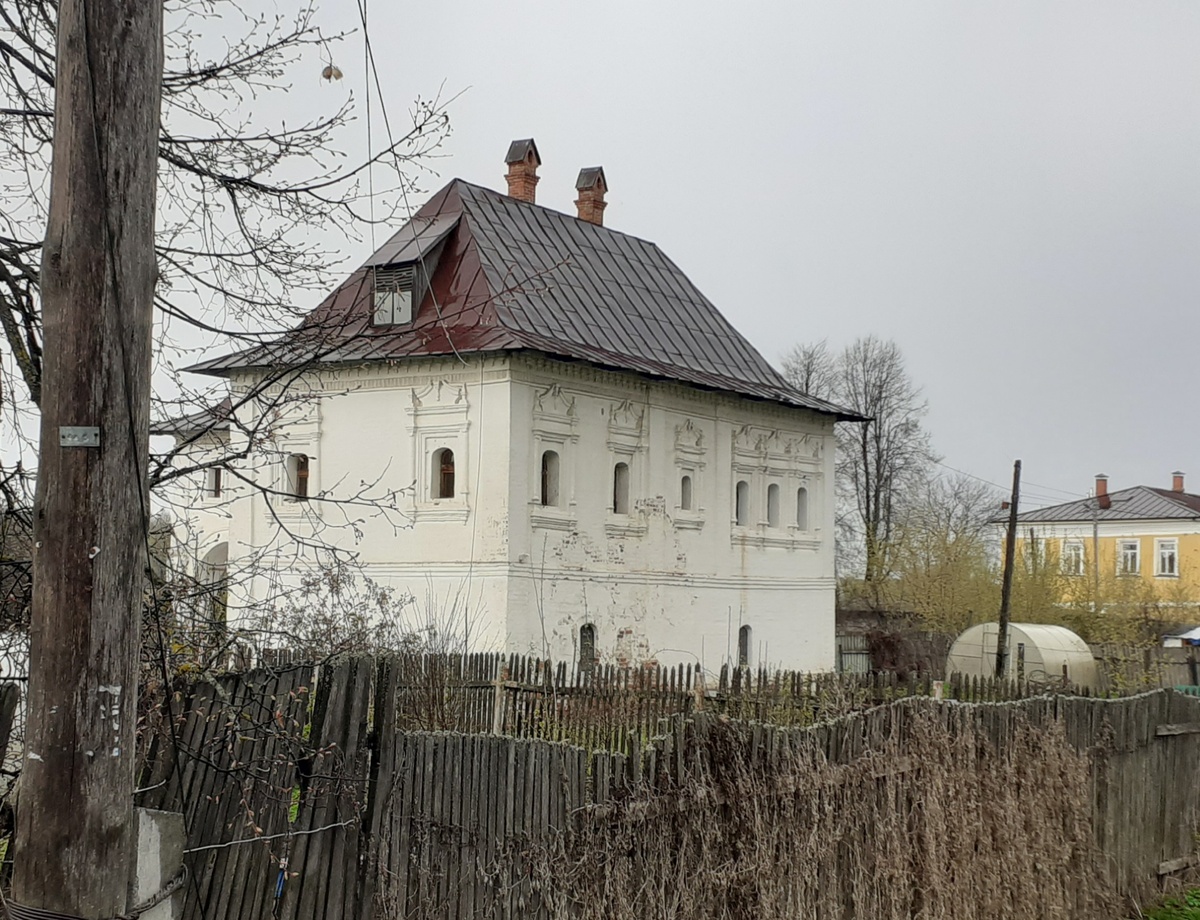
[27,752,42,762]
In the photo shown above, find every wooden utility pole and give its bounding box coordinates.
[13,0,162,915]
[995,459,1021,679]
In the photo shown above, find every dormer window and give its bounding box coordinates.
[373,264,416,326]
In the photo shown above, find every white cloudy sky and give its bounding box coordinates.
[270,1,1200,508]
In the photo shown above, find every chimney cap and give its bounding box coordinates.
[1095,473,1108,480]
[1173,470,1186,477]
[575,166,607,191]
[505,138,541,167]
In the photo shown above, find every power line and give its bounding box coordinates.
[932,459,1085,505]
[355,0,466,365]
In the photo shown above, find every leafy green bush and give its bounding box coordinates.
[1146,890,1200,920]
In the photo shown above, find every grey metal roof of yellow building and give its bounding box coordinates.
[1014,486,1200,523]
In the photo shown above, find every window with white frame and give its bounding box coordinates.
[373,264,416,326]
[285,453,309,501]
[206,466,223,499]
[1156,539,1179,577]
[1061,541,1084,576]
[1024,536,1048,573]
[1118,540,1140,576]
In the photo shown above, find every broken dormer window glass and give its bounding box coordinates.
[373,264,416,326]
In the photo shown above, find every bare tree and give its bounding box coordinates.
[783,336,936,599]
[887,473,1000,633]
[0,0,456,651]
[781,338,836,401]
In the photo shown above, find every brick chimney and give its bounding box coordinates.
[504,139,541,204]
[574,166,608,226]
[1173,471,1186,493]
[1095,473,1110,510]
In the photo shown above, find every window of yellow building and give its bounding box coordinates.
[1156,539,1179,578]
[1062,541,1084,576]
[1118,540,1140,576]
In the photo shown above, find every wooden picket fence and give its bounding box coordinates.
[351,650,1089,747]
[127,655,1200,920]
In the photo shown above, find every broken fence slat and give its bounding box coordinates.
[1154,722,1200,737]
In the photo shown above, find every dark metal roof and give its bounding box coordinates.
[363,211,460,268]
[151,396,232,438]
[575,166,606,190]
[1013,485,1200,524]
[187,179,862,420]
[504,139,540,165]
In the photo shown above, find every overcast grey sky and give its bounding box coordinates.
[299,1,1200,508]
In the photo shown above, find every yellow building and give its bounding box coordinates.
[1011,473,1200,613]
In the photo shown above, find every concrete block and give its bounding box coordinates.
[135,807,185,920]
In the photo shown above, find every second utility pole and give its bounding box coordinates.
[995,459,1021,679]
[12,0,163,915]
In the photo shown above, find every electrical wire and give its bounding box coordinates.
[355,0,466,366]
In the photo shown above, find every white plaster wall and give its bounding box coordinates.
[184,353,838,671]
[504,355,837,673]
[220,357,514,645]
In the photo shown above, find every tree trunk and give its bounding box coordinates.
[13,0,162,914]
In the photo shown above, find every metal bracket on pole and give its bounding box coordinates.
[58,427,100,448]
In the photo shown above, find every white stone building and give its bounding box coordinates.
[170,140,859,672]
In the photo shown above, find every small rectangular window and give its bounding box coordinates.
[1157,539,1178,577]
[287,454,309,501]
[1061,541,1084,577]
[207,467,223,499]
[1118,540,1139,576]
[373,265,415,325]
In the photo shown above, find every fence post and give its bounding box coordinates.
[491,665,507,735]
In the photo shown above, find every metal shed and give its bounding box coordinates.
[946,622,1099,689]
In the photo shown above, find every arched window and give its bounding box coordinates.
[796,487,809,530]
[738,624,752,667]
[613,462,630,514]
[201,542,229,635]
[767,483,780,528]
[540,450,560,507]
[433,448,455,499]
[579,623,596,672]
[680,474,693,511]
[286,454,309,500]
[735,480,750,526]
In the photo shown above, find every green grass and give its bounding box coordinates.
[1145,890,1200,920]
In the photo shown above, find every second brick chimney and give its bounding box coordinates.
[574,167,608,226]
[1173,471,1186,493]
[505,139,541,204]
[1096,473,1111,510]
